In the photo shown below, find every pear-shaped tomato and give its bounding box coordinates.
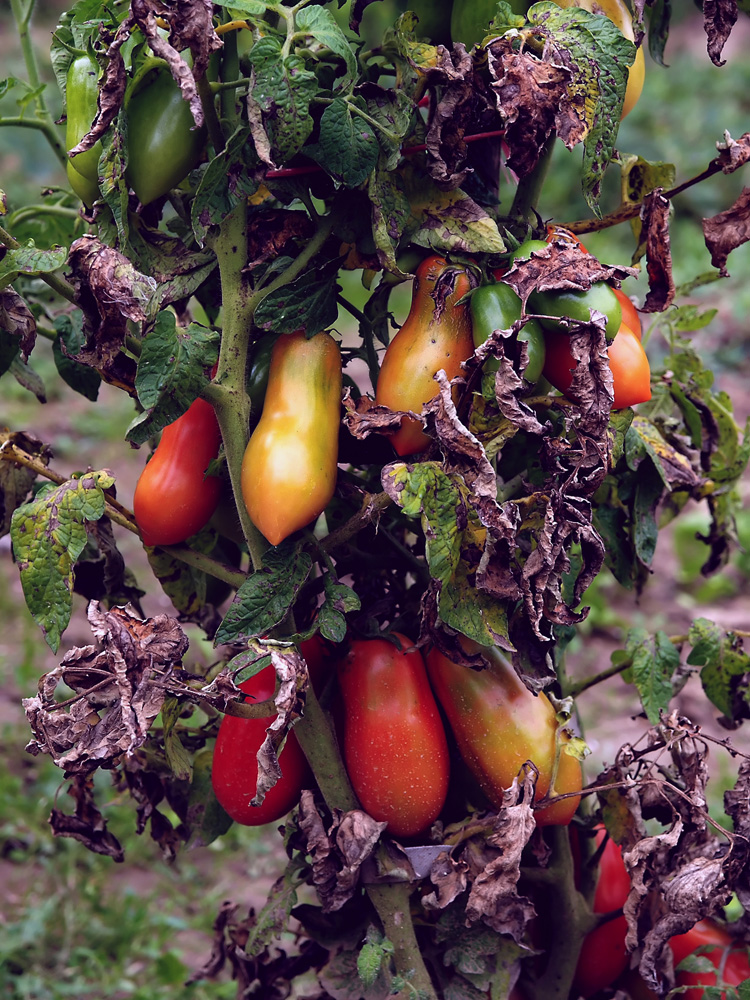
[375,255,474,457]
[241,330,341,546]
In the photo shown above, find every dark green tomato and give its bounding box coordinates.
[530,283,622,342]
[125,69,207,205]
[66,160,99,207]
[66,54,102,183]
[246,333,278,419]
[451,0,529,47]
[396,0,452,44]
[470,282,545,384]
[508,238,548,265]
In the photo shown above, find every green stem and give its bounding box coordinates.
[294,683,359,812]
[0,222,77,303]
[367,884,438,1000]
[196,72,225,153]
[219,22,240,123]
[8,205,81,226]
[509,133,556,228]
[205,202,266,569]
[9,0,67,166]
[156,542,246,590]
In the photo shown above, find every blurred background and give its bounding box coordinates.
[1,2,750,997]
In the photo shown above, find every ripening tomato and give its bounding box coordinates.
[241,330,342,546]
[338,635,450,839]
[542,323,651,408]
[573,825,631,997]
[425,645,582,826]
[133,396,222,547]
[375,255,475,456]
[211,661,312,826]
[614,287,643,340]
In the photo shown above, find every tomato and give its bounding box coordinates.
[614,287,642,340]
[375,255,474,457]
[211,661,312,826]
[133,396,222,547]
[451,0,529,47]
[573,825,631,997]
[66,55,102,185]
[670,920,750,996]
[125,65,208,206]
[337,635,450,840]
[66,160,99,207]
[241,330,341,546]
[549,0,645,118]
[542,323,650,408]
[425,645,582,826]
[470,282,546,384]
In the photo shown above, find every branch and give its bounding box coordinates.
[319,491,392,553]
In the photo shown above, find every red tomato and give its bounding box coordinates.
[614,287,643,340]
[670,920,750,996]
[133,397,222,546]
[542,324,651,409]
[573,826,631,997]
[425,646,581,827]
[337,635,450,839]
[211,661,312,826]
[375,256,474,457]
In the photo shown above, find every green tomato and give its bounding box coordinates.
[451,0,529,48]
[66,160,99,207]
[470,281,545,385]
[512,240,623,342]
[125,67,208,206]
[66,54,102,184]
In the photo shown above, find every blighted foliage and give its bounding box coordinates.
[2,0,750,998]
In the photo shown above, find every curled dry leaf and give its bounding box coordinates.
[640,189,675,313]
[342,389,409,440]
[702,186,750,277]
[49,773,125,861]
[24,600,188,775]
[298,790,388,912]
[0,285,36,361]
[701,0,739,66]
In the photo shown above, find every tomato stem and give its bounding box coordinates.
[367,883,440,1000]
[508,133,556,229]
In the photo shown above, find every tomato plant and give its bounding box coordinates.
[3,2,750,998]
[375,255,475,456]
[337,635,450,839]
[670,919,750,996]
[241,330,341,546]
[133,396,222,547]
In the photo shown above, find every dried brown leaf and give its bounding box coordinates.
[0,286,36,361]
[702,186,750,277]
[49,774,125,861]
[702,0,739,66]
[640,189,675,313]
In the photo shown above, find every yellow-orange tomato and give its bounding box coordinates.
[426,645,582,826]
[614,287,642,340]
[241,331,341,546]
[551,0,645,118]
[375,255,474,456]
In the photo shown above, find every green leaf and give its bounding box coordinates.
[161,697,193,781]
[318,575,361,643]
[146,546,207,616]
[191,126,261,244]
[126,311,220,444]
[357,927,392,988]
[295,5,357,85]
[10,471,115,651]
[310,97,380,187]
[53,313,101,401]
[383,462,512,649]
[687,618,750,720]
[8,355,46,401]
[362,85,413,169]
[368,161,411,272]
[625,627,680,723]
[244,854,309,960]
[185,747,233,847]
[253,260,341,337]
[247,36,318,165]
[0,240,68,290]
[215,543,313,644]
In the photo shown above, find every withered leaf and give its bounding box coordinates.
[24,601,188,775]
[298,791,387,912]
[715,130,750,174]
[0,285,36,361]
[702,186,750,277]
[701,0,739,66]
[342,390,408,440]
[49,774,124,861]
[502,240,636,306]
[0,429,51,536]
[640,189,675,313]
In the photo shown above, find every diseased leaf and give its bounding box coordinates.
[687,618,750,721]
[0,430,51,537]
[309,97,380,188]
[11,471,116,651]
[319,575,361,643]
[247,36,318,165]
[253,260,341,337]
[215,544,313,644]
[191,126,261,244]
[0,240,68,290]
[185,747,233,848]
[0,285,36,361]
[53,312,101,401]
[296,5,357,85]
[126,311,220,444]
[624,627,680,723]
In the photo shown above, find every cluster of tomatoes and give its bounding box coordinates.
[132,227,651,551]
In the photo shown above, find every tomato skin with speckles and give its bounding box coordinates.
[337,634,450,839]
[425,645,581,826]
